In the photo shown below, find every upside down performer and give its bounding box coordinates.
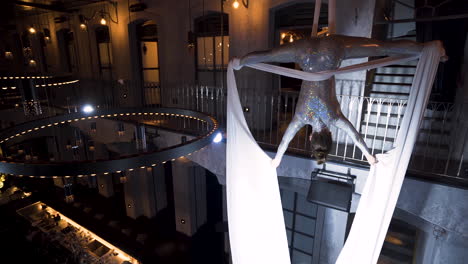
[236,35,441,167]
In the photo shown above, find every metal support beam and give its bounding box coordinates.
[376,13,468,24]
[14,1,71,13]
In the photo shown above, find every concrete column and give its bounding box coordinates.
[319,208,348,264]
[172,158,207,236]
[97,173,114,198]
[124,165,167,219]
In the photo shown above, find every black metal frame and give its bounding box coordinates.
[0,107,219,177]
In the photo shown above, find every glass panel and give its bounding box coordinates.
[295,215,316,236]
[283,210,293,228]
[286,229,292,246]
[293,233,314,254]
[281,190,294,210]
[98,43,112,67]
[214,36,229,68]
[296,194,317,217]
[197,37,214,69]
[141,41,159,68]
[292,249,312,264]
[143,69,159,83]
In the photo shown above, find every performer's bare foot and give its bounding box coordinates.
[366,154,378,165]
[271,158,281,168]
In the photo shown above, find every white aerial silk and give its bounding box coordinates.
[226,41,444,264]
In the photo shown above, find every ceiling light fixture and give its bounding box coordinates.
[232,0,248,9]
[100,15,107,25]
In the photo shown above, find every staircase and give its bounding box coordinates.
[363,52,454,173]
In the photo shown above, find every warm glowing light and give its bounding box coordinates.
[80,23,87,29]
[281,33,286,39]
[289,35,294,42]
[232,0,239,8]
[29,27,36,34]
[100,17,107,25]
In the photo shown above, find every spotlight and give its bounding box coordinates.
[213,132,223,143]
[100,16,107,25]
[29,26,36,34]
[232,0,239,8]
[82,104,94,114]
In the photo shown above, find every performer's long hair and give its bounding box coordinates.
[310,128,332,164]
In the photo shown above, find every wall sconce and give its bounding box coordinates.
[90,122,97,133]
[100,13,107,25]
[117,122,125,136]
[79,15,87,30]
[28,59,37,67]
[28,26,36,34]
[232,0,248,9]
[5,51,13,60]
[88,141,95,151]
[43,28,51,43]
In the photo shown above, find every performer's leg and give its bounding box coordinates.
[272,117,304,168]
[334,116,377,165]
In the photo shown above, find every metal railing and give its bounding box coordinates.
[163,82,467,180]
[1,78,465,180]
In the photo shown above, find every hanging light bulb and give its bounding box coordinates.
[29,26,36,34]
[232,0,239,9]
[79,15,87,30]
[100,15,107,25]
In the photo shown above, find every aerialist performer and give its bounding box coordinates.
[236,35,436,167]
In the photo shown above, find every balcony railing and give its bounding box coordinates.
[1,78,465,182]
[162,81,467,181]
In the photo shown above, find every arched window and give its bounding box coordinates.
[56,29,77,73]
[194,12,229,87]
[137,21,159,84]
[95,26,113,80]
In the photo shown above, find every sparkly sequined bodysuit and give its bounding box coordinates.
[239,35,424,165]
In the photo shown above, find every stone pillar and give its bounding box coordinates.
[124,165,167,219]
[97,173,114,198]
[172,158,207,236]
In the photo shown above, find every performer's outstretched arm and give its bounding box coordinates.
[239,42,298,67]
[339,35,425,59]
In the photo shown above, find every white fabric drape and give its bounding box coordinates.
[227,61,291,264]
[335,41,444,264]
[227,42,443,264]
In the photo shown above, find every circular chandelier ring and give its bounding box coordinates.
[0,108,219,178]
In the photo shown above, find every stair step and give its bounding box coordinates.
[369,92,409,100]
[374,75,414,84]
[372,84,411,94]
[376,67,416,75]
[374,73,414,77]
[384,64,417,68]
[373,82,412,87]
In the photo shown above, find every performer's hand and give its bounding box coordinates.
[366,154,378,165]
[271,158,281,168]
[231,57,243,70]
